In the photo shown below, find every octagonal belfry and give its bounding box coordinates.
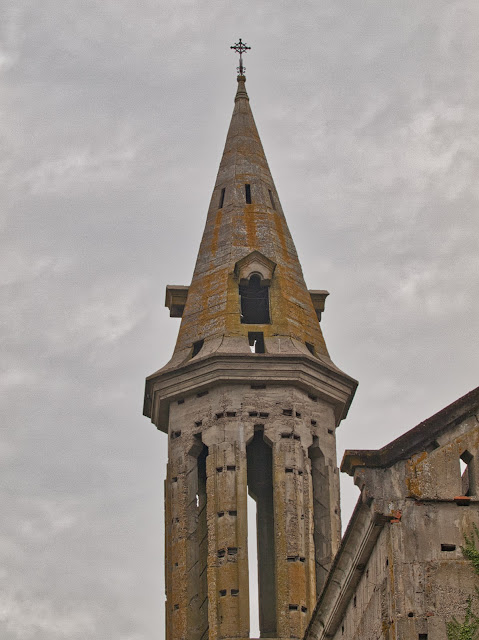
[144,63,357,640]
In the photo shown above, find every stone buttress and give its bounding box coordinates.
[144,73,357,640]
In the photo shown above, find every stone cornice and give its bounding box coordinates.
[144,353,357,433]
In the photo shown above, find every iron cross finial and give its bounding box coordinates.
[230,38,251,76]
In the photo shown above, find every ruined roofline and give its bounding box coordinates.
[341,385,479,475]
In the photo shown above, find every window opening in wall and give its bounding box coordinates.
[441,543,456,551]
[219,187,225,209]
[247,428,277,637]
[248,332,265,353]
[240,274,270,324]
[460,450,475,496]
[245,183,252,204]
[192,339,204,358]
[268,189,276,210]
[196,442,209,637]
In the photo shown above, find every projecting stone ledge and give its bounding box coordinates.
[144,351,358,432]
[165,285,189,317]
[165,284,329,321]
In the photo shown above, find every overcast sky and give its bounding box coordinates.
[2,1,479,638]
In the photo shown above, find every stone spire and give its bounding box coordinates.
[144,62,357,640]
[158,71,335,376]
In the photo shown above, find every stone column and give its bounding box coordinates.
[273,431,315,639]
[205,436,249,640]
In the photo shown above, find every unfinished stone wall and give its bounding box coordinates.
[164,382,341,640]
[306,407,479,640]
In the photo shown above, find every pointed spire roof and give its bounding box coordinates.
[162,71,333,367]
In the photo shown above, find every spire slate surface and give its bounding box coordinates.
[164,74,333,368]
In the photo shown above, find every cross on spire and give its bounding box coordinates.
[230,38,251,76]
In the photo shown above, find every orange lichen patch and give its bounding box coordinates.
[274,217,289,260]
[211,208,223,255]
[405,450,428,497]
[243,205,257,247]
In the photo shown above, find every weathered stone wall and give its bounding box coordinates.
[306,408,479,640]
[164,382,341,640]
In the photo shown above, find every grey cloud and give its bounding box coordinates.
[2,1,478,637]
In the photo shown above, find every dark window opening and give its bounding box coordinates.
[219,187,225,209]
[219,589,227,597]
[227,465,236,471]
[217,511,224,517]
[227,547,238,555]
[245,183,252,204]
[460,451,475,496]
[408,612,414,618]
[268,189,276,210]
[217,549,225,558]
[195,441,209,637]
[192,339,204,358]
[301,606,307,613]
[289,604,298,611]
[248,332,265,353]
[441,543,456,551]
[308,394,318,401]
[419,635,428,640]
[171,430,181,439]
[249,411,258,417]
[197,390,208,397]
[247,428,277,636]
[231,588,239,596]
[240,274,270,324]
[229,510,237,516]
[177,398,184,404]
[328,429,334,435]
[260,412,269,418]
[283,409,293,416]
[305,342,315,356]
[226,411,236,417]
[311,419,317,426]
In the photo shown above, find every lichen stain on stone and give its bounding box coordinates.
[405,450,428,498]
[242,205,257,247]
[211,208,222,255]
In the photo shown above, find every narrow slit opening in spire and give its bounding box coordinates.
[245,183,252,204]
[268,189,276,210]
[219,187,225,209]
[248,332,265,354]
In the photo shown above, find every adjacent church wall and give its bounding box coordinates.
[306,409,479,640]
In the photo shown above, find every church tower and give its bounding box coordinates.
[143,42,357,640]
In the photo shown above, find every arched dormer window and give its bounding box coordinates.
[235,251,276,325]
[240,274,270,324]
